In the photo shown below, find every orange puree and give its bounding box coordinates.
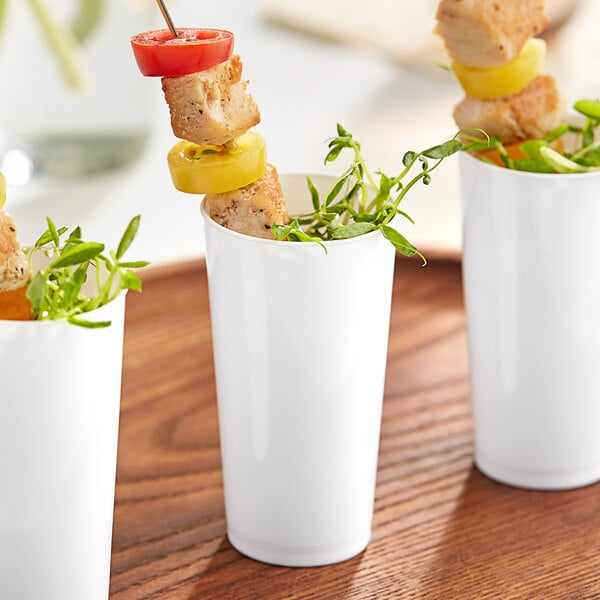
[0,285,33,321]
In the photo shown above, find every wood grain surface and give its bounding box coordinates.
[110,258,600,600]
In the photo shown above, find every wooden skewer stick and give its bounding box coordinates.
[156,0,178,38]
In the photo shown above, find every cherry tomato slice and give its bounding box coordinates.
[168,132,268,195]
[131,28,234,77]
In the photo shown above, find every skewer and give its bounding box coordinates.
[156,0,178,38]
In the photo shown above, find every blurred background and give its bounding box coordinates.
[0,0,596,265]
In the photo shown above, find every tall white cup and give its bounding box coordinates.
[0,293,127,600]
[201,174,396,566]
[460,152,600,490]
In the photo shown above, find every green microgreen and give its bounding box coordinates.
[272,123,465,262]
[469,99,600,174]
[24,215,149,327]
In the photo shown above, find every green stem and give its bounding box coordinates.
[356,153,378,212]
[395,158,444,208]
[363,165,378,195]
[571,139,600,161]
[95,257,102,297]
[98,268,116,306]
[25,0,88,91]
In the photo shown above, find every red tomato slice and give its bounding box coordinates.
[131,28,234,77]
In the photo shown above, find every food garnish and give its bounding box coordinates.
[132,12,286,238]
[273,124,465,261]
[24,215,149,327]
[465,99,600,174]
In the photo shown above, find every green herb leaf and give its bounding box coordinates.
[462,139,495,153]
[26,216,148,327]
[396,208,415,225]
[118,260,151,269]
[67,315,111,328]
[543,123,571,143]
[25,272,47,314]
[34,224,68,248]
[272,223,292,240]
[120,270,142,292]
[513,158,554,173]
[331,222,376,239]
[337,123,351,137]
[325,145,344,164]
[50,242,104,268]
[273,124,464,258]
[116,215,141,260]
[307,177,320,210]
[381,226,416,256]
[421,139,463,159]
[519,139,548,159]
[573,99,600,121]
[539,146,600,174]
[68,226,82,241]
[46,217,60,246]
[402,151,417,167]
[325,174,350,206]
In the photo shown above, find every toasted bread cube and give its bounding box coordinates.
[161,55,261,147]
[205,164,289,239]
[0,210,30,293]
[436,0,547,68]
[453,74,564,145]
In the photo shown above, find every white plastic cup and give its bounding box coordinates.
[201,174,396,566]
[0,293,127,600]
[460,152,600,490]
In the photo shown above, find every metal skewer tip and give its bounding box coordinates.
[156,0,178,38]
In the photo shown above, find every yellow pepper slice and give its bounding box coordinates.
[452,38,546,99]
[0,172,6,209]
[168,131,267,194]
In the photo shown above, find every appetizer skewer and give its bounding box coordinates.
[131,10,467,255]
[436,0,565,154]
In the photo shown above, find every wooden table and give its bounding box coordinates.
[110,258,600,599]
